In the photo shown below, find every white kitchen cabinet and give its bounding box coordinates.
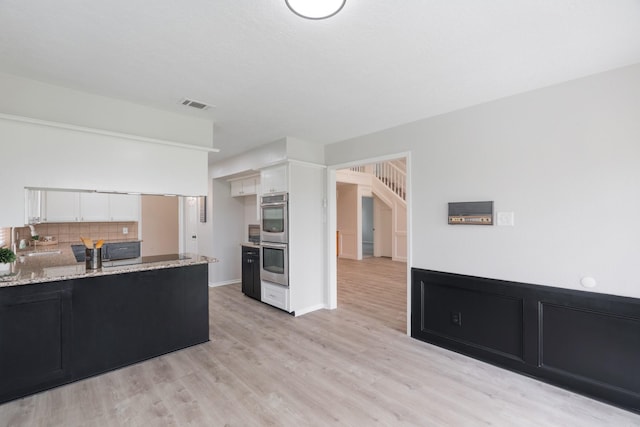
[25,189,43,224]
[230,180,244,197]
[260,165,288,194]
[79,193,110,222]
[42,191,139,223]
[230,176,259,197]
[261,281,290,312]
[108,194,140,221]
[43,191,80,222]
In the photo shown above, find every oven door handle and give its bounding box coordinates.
[262,243,287,249]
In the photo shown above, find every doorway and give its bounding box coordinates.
[362,196,374,257]
[332,153,410,334]
[183,197,199,254]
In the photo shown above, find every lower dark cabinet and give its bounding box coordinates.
[0,264,209,404]
[71,265,209,379]
[0,282,72,403]
[411,268,640,414]
[242,246,261,300]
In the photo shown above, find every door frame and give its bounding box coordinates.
[180,196,199,255]
[326,150,412,335]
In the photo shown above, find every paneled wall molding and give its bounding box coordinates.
[412,268,640,414]
[0,113,219,153]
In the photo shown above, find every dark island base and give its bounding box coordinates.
[0,264,209,404]
[411,268,640,414]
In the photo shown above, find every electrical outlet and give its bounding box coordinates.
[450,311,462,326]
[122,227,128,235]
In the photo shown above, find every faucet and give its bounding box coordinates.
[10,227,18,253]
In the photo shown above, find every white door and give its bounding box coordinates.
[184,197,199,254]
[374,196,392,257]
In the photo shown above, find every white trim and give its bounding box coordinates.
[209,279,240,288]
[294,304,327,316]
[329,152,411,171]
[287,159,327,169]
[0,112,219,153]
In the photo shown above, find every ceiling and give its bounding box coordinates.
[2,1,640,162]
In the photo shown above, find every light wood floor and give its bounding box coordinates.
[1,258,639,426]
[337,257,407,333]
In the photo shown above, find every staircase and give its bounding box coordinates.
[338,159,408,262]
[336,159,408,262]
[350,160,406,202]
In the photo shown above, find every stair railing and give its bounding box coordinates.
[374,161,406,201]
[348,162,406,201]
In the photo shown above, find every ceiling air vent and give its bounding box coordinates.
[180,98,212,110]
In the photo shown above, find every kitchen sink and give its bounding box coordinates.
[24,249,62,257]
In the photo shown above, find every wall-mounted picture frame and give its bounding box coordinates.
[448,201,493,225]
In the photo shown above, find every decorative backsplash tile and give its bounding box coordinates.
[14,222,139,244]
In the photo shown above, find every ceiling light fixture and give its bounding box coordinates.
[285,0,346,20]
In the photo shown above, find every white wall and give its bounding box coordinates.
[243,196,260,231]
[289,161,326,314]
[336,183,359,259]
[210,138,287,179]
[0,118,209,226]
[325,63,640,299]
[196,178,216,283]
[286,137,325,164]
[209,136,325,179]
[0,72,213,148]
[0,74,213,227]
[207,178,244,286]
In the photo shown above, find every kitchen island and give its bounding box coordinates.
[0,251,217,404]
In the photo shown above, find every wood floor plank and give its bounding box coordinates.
[0,257,638,426]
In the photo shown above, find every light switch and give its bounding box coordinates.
[497,211,514,226]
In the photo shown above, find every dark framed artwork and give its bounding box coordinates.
[448,201,493,225]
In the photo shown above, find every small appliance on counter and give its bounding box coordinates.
[248,224,260,245]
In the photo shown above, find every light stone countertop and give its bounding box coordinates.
[0,244,217,288]
[241,242,261,248]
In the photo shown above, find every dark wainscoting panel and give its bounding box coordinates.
[411,269,640,414]
[421,283,524,361]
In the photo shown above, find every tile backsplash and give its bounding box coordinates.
[14,222,139,245]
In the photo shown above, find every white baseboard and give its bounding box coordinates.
[209,279,240,288]
[293,304,327,317]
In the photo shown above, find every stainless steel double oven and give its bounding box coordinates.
[260,192,288,286]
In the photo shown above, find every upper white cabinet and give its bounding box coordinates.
[79,192,110,222]
[261,165,288,194]
[108,194,140,221]
[230,176,260,197]
[41,191,140,223]
[25,189,43,224]
[43,191,80,222]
